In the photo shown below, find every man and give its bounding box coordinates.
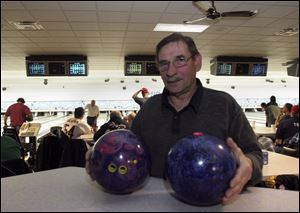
[261,102,281,127]
[85,100,100,130]
[86,33,263,204]
[4,98,33,134]
[275,103,293,128]
[267,95,278,107]
[132,87,150,108]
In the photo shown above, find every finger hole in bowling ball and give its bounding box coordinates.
[90,129,151,194]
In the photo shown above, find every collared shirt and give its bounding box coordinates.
[5,103,32,127]
[131,78,262,185]
[85,104,99,117]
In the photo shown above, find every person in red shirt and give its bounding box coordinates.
[132,87,150,108]
[4,98,33,134]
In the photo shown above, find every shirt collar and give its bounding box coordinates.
[161,78,203,113]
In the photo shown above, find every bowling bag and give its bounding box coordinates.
[105,122,126,133]
[275,175,299,191]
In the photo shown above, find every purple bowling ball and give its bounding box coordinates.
[165,132,237,206]
[90,129,151,194]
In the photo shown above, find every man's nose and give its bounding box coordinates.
[166,62,177,77]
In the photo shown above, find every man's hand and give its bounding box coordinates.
[222,137,253,205]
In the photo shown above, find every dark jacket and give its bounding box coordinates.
[93,116,129,142]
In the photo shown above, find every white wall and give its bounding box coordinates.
[1,72,299,109]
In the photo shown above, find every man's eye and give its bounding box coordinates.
[159,61,168,66]
[177,56,186,62]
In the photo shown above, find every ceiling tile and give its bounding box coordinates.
[132,1,169,12]
[22,1,61,10]
[98,12,130,23]
[99,22,128,31]
[59,1,97,11]
[74,31,100,37]
[96,1,133,12]
[40,21,72,30]
[65,11,98,22]
[48,30,76,37]
[129,12,161,23]
[2,10,35,22]
[30,11,67,22]
[1,1,26,10]
[70,22,98,30]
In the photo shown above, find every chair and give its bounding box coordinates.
[258,136,275,152]
[59,139,88,168]
[280,146,298,158]
[1,159,33,178]
[275,175,299,191]
[50,126,63,138]
[36,135,64,171]
[2,127,36,160]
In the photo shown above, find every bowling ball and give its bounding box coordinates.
[165,132,237,206]
[90,129,151,194]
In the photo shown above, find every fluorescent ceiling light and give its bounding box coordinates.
[154,23,209,33]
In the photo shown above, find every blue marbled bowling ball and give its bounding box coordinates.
[90,129,151,194]
[165,132,237,206]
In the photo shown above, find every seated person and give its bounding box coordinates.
[275,104,299,153]
[1,136,21,161]
[123,111,136,128]
[94,110,129,141]
[63,107,92,139]
[275,103,292,128]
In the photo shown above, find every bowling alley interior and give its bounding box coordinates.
[1,1,299,212]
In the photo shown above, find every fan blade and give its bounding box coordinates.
[221,10,258,17]
[193,1,212,15]
[183,16,208,24]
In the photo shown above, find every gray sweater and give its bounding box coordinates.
[131,79,263,186]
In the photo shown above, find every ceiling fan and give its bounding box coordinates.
[184,1,258,24]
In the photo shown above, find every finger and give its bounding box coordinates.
[223,177,245,204]
[226,137,239,153]
[222,192,239,205]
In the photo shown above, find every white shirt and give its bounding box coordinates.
[85,104,99,117]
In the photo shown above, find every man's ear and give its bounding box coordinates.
[194,54,202,71]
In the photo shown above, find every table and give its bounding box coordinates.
[80,133,94,142]
[1,167,298,212]
[263,151,299,177]
[80,133,95,146]
[252,126,276,137]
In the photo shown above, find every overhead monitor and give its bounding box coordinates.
[145,62,160,76]
[48,62,66,76]
[250,64,267,76]
[25,55,87,77]
[216,63,232,75]
[125,61,143,75]
[68,61,87,76]
[26,62,46,76]
[235,63,249,76]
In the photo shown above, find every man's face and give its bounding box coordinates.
[157,41,201,97]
